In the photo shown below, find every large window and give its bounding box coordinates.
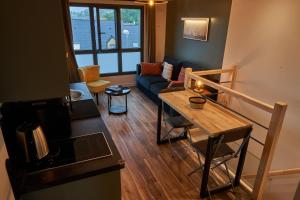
[70,5,143,75]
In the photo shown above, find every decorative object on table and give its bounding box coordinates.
[189,96,207,109]
[193,80,204,93]
[105,86,131,115]
[182,18,209,41]
[107,85,123,93]
[78,65,111,105]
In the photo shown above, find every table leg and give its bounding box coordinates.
[107,95,109,108]
[200,137,215,198]
[125,94,128,113]
[108,95,112,114]
[234,136,250,186]
[157,100,162,144]
[96,93,99,105]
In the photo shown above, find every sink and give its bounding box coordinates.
[70,89,84,101]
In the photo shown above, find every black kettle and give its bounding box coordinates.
[16,122,49,163]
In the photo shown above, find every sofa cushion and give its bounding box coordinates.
[140,62,162,76]
[164,56,183,81]
[150,82,170,95]
[137,76,168,89]
[162,62,173,81]
[178,67,185,81]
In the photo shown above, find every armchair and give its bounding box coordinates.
[78,65,110,105]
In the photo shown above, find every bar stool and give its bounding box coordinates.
[187,125,252,198]
[162,115,193,145]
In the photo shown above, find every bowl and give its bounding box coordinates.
[189,96,207,109]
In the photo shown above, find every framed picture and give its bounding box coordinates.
[182,18,209,41]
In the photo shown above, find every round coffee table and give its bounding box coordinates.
[105,86,131,114]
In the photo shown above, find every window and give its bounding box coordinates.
[70,7,93,50]
[121,8,141,49]
[70,5,143,75]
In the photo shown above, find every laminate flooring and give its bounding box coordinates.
[97,88,251,200]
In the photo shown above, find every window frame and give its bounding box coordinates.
[69,3,144,76]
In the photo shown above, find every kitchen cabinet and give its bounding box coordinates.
[22,171,121,200]
[5,84,124,200]
[0,0,69,102]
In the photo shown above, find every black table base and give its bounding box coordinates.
[109,105,127,115]
[105,86,130,115]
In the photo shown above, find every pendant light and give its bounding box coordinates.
[134,0,169,6]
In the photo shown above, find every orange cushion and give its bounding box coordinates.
[84,66,100,82]
[140,62,162,76]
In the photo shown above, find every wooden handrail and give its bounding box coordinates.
[185,70,274,113]
[184,67,288,199]
[192,68,235,76]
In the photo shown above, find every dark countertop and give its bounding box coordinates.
[7,83,124,197]
[69,83,100,120]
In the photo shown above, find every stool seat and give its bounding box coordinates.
[166,116,193,128]
[192,140,235,158]
[87,80,110,93]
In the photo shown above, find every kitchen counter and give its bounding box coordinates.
[69,83,100,120]
[6,83,124,198]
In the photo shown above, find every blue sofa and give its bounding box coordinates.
[136,57,219,107]
[136,57,184,105]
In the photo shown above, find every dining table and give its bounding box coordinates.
[157,89,252,197]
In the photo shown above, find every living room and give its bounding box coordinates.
[1,0,300,200]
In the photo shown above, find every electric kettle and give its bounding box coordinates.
[16,122,49,163]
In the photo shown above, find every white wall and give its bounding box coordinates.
[222,0,300,198]
[0,128,14,200]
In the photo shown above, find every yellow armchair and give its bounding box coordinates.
[78,65,110,105]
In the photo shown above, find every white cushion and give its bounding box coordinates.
[162,62,173,81]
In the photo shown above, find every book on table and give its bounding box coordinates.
[108,85,122,92]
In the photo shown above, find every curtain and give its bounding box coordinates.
[146,5,156,63]
[61,0,80,83]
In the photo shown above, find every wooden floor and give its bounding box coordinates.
[97,88,251,200]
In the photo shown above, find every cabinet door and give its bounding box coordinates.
[0,0,69,102]
[0,128,15,200]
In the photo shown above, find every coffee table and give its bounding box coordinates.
[105,86,131,114]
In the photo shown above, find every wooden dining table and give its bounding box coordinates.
[157,89,252,197]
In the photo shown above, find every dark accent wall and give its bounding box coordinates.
[165,0,232,69]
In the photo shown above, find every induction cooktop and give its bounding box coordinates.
[27,132,112,173]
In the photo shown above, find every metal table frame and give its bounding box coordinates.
[105,87,130,115]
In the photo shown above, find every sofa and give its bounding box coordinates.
[136,57,182,105]
[136,57,218,107]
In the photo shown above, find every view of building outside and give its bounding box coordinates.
[70,7,92,50]
[99,9,117,50]
[121,8,141,49]
[70,6,141,73]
